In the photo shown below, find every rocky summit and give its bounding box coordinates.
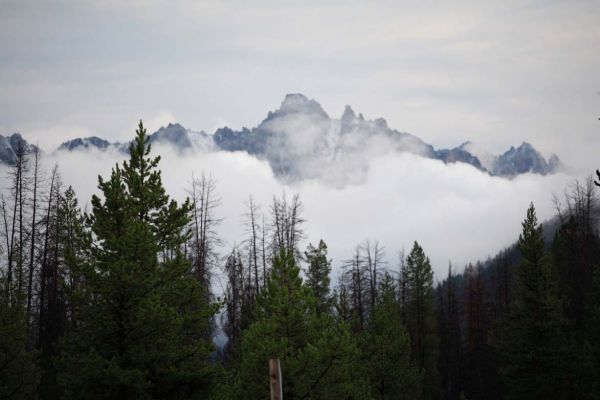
[2,94,562,182]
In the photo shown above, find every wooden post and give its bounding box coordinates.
[269,358,282,400]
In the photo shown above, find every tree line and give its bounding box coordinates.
[1,122,599,399]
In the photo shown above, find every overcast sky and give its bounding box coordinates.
[1,0,599,171]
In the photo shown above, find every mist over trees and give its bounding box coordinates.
[1,122,599,399]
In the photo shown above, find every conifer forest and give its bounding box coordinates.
[1,122,599,399]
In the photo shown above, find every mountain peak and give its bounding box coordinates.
[517,141,534,150]
[548,153,563,172]
[373,118,388,129]
[341,105,356,121]
[1,95,565,182]
[495,141,549,176]
[275,93,329,118]
[340,105,359,134]
[58,136,111,151]
[0,133,39,165]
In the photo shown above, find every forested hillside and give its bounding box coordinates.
[1,123,598,399]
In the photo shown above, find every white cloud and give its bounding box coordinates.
[15,144,575,280]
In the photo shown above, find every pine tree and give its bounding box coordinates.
[57,121,217,399]
[499,203,568,399]
[304,240,332,316]
[404,241,439,399]
[463,263,499,399]
[0,285,40,399]
[437,264,463,400]
[362,272,422,399]
[231,250,369,399]
[57,185,91,329]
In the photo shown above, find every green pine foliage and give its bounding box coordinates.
[580,267,600,397]
[57,122,217,399]
[228,249,370,399]
[499,203,568,400]
[362,272,422,399]
[0,297,40,400]
[304,239,332,316]
[57,185,92,328]
[405,241,440,399]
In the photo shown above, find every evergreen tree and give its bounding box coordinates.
[362,272,422,399]
[579,266,600,397]
[499,203,568,399]
[0,290,39,399]
[230,250,369,399]
[56,185,91,329]
[57,121,217,399]
[463,263,499,400]
[437,265,463,400]
[404,241,439,399]
[304,240,332,316]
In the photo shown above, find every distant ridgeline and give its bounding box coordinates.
[1,94,563,182]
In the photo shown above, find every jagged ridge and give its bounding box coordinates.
[2,94,562,182]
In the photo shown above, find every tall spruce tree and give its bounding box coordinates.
[362,272,422,399]
[304,240,332,316]
[437,265,463,400]
[57,121,217,399]
[499,203,567,399]
[405,241,439,399]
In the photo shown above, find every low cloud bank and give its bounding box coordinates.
[2,144,577,279]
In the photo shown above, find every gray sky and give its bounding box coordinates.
[1,0,599,171]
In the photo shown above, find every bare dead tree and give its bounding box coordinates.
[362,239,387,312]
[341,246,366,332]
[16,139,30,306]
[270,193,305,261]
[187,172,222,292]
[1,196,11,300]
[553,176,600,328]
[222,248,247,362]
[2,139,28,304]
[261,214,268,286]
[37,166,65,375]
[243,196,261,296]
[26,146,41,325]
[555,177,599,234]
[38,165,59,346]
[4,161,19,301]
[398,248,408,324]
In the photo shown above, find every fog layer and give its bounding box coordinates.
[6,143,572,279]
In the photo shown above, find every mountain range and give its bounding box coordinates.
[0,94,562,184]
